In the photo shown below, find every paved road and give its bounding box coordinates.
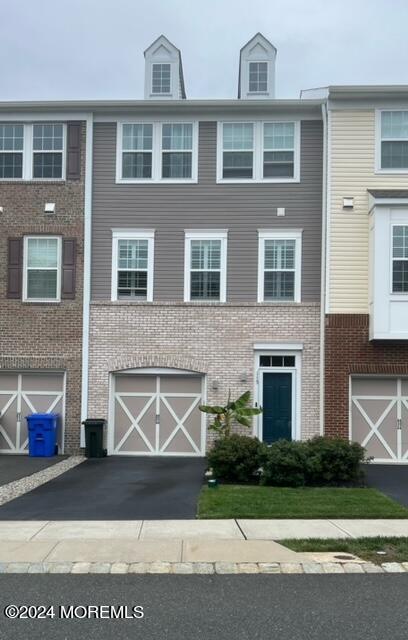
[0,457,206,520]
[0,574,407,639]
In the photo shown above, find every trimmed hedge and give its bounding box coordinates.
[261,437,367,487]
[207,434,267,483]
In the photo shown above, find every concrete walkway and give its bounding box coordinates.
[1,519,408,568]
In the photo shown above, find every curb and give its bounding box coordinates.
[1,561,407,574]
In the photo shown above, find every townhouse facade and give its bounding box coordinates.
[0,109,90,454]
[86,34,324,456]
[323,86,408,463]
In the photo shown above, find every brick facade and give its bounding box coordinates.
[325,314,408,438]
[88,301,321,447]
[0,124,86,453]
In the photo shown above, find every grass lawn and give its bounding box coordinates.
[282,537,408,565]
[197,485,408,519]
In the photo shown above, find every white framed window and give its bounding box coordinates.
[111,230,154,301]
[376,110,408,173]
[0,122,66,181]
[391,225,408,294]
[122,124,153,179]
[184,230,228,302]
[217,121,300,183]
[258,230,302,303]
[116,121,198,183]
[248,62,268,93]
[263,122,296,179]
[23,236,62,302]
[0,124,24,179]
[152,63,171,95]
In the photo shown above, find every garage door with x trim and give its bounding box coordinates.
[351,377,408,463]
[0,372,65,454]
[112,374,205,456]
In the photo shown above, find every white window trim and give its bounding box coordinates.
[0,123,66,182]
[22,236,62,303]
[390,223,408,296]
[375,109,408,174]
[184,230,228,303]
[116,120,198,184]
[217,120,300,184]
[111,229,155,302]
[151,63,172,96]
[257,229,302,303]
[248,61,269,95]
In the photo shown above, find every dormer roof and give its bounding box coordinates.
[238,32,277,99]
[144,35,186,99]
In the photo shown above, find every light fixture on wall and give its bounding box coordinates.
[240,371,248,383]
[343,197,354,209]
[0,206,3,214]
[211,379,219,390]
[44,202,56,215]
[277,207,285,217]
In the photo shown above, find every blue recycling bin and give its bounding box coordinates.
[26,413,59,457]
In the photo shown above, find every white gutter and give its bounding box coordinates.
[319,102,329,435]
[80,113,94,447]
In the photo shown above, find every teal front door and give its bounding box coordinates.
[262,372,292,444]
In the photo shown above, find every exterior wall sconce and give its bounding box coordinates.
[44,202,56,215]
[343,197,354,209]
[211,379,219,390]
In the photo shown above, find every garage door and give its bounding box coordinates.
[112,374,205,456]
[351,377,408,463]
[0,372,65,454]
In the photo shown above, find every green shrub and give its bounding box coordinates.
[260,437,368,487]
[305,436,367,486]
[260,440,308,487]
[207,434,267,483]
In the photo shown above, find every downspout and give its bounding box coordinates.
[319,101,328,435]
[80,113,94,447]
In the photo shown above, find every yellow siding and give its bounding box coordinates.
[329,109,408,313]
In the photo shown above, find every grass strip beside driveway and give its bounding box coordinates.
[282,537,408,565]
[197,485,408,519]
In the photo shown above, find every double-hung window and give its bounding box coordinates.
[152,63,171,95]
[32,124,64,179]
[378,111,408,171]
[122,124,153,179]
[162,123,193,178]
[392,226,408,293]
[23,237,61,302]
[117,122,197,182]
[0,124,24,179]
[263,122,295,178]
[258,231,302,302]
[222,123,254,179]
[249,62,268,93]
[111,231,154,301]
[0,122,65,180]
[184,231,227,302]
[218,121,299,182]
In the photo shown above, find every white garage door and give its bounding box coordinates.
[0,372,65,454]
[111,374,205,456]
[351,377,408,463]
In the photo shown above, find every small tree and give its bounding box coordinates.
[199,390,262,438]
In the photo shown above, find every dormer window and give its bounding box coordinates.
[152,63,171,95]
[249,62,268,93]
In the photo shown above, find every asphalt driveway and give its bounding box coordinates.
[0,455,66,487]
[0,456,206,520]
[365,464,408,508]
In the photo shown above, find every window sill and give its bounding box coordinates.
[115,178,198,185]
[0,179,66,184]
[216,178,300,184]
[22,299,61,305]
[374,169,408,175]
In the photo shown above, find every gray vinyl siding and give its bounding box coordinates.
[91,119,323,302]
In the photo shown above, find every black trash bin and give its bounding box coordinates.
[82,419,107,458]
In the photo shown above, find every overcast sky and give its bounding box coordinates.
[1,0,407,101]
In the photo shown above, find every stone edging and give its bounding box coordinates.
[0,456,85,507]
[2,561,408,574]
